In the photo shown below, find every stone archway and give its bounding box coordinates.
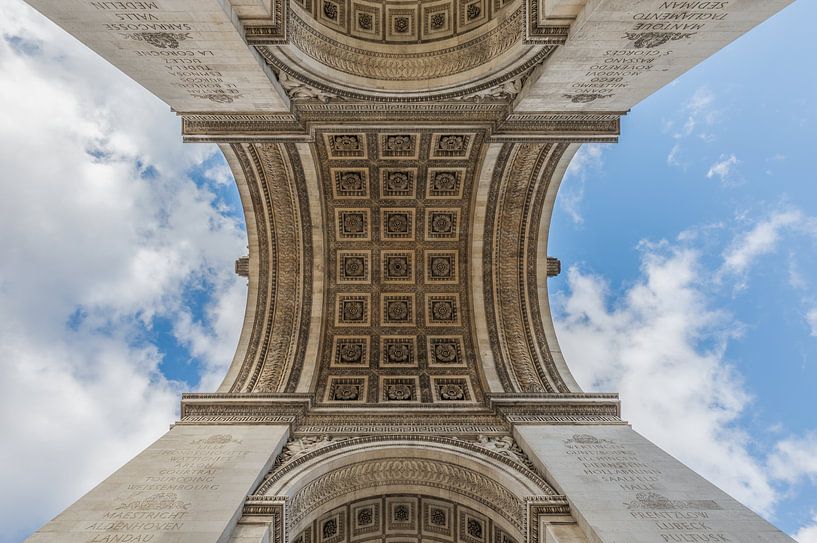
[234,435,579,543]
[290,494,520,543]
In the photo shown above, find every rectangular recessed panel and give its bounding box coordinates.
[314,129,485,406]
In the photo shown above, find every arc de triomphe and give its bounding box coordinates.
[23,1,796,542]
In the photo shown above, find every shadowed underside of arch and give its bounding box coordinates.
[216,135,584,404]
[242,436,571,543]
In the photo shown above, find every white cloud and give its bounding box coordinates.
[769,435,817,484]
[204,161,235,186]
[707,153,741,184]
[807,309,817,337]
[559,144,606,224]
[720,210,803,279]
[681,86,716,137]
[0,2,246,541]
[554,244,778,514]
[795,516,817,543]
[665,86,719,168]
[687,86,716,116]
[553,206,817,525]
[667,142,683,167]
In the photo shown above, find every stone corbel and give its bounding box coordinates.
[237,496,288,543]
[526,0,588,44]
[237,0,291,44]
[527,496,579,543]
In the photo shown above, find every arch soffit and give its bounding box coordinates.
[252,436,563,536]
[216,138,586,397]
[256,0,559,100]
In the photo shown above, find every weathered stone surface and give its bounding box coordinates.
[26,425,289,543]
[24,0,289,113]
[516,425,795,543]
[519,0,794,112]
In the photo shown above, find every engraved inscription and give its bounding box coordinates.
[82,434,252,542]
[563,434,732,542]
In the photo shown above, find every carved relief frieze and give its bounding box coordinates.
[180,110,621,144]
[277,70,342,103]
[467,434,539,473]
[289,0,517,45]
[454,69,531,102]
[287,458,527,529]
[272,435,353,471]
[225,143,313,393]
[278,7,526,82]
[254,435,566,539]
[483,143,572,393]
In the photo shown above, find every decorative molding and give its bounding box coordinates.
[491,392,622,423]
[295,413,510,435]
[546,256,560,277]
[243,495,287,516]
[262,7,530,83]
[527,497,574,543]
[524,0,570,44]
[502,413,623,424]
[175,393,622,425]
[235,255,250,277]
[256,39,555,103]
[177,393,310,425]
[241,496,288,543]
[285,457,528,529]
[181,114,305,142]
[240,0,290,45]
[277,70,342,103]
[483,143,572,392]
[180,111,621,143]
[223,144,313,393]
[495,112,622,141]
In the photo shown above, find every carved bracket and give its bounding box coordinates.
[240,0,290,44]
[241,495,288,543]
[525,0,571,44]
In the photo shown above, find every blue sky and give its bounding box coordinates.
[549,1,817,538]
[0,1,814,542]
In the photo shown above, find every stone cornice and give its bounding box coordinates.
[176,391,622,428]
[490,392,623,425]
[178,393,312,426]
[180,111,622,143]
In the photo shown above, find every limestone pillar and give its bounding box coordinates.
[515,424,794,543]
[519,0,793,112]
[26,424,289,543]
[23,0,289,113]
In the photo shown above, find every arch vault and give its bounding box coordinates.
[21,0,797,542]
